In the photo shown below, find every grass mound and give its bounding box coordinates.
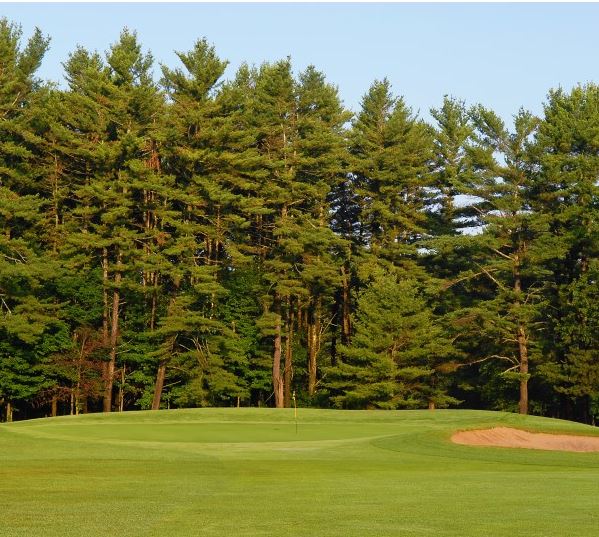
[2,409,598,536]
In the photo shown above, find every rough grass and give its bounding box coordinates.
[2,408,599,536]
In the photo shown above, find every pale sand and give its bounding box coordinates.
[451,426,599,452]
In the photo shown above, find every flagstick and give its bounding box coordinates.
[292,390,297,434]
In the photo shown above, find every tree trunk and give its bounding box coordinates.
[330,292,339,367]
[6,402,13,422]
[284,301,294,408]
[151,361,167,410]
[307,301,321,397]
[272,299,284,408]
[308,322,317,396]
[517,324,529,415]
[75,335,83,416]
[103,251,121,413]
[102,247,109,405]
[51,395,58,417]
[71,354,83,416]
[514,257,529,415]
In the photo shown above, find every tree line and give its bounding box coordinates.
[1,20,597,423]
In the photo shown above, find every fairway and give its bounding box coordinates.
[2,409,599,537]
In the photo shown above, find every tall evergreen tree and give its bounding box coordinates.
[349,79,433,276]
[428,96,478,236]
[0,20,68,421]
[151,40,256,409]
[453,107,548,415]
[326,271,457,409]
[249,60,349,406]
[534,85,599,422]
[60,30,165,412]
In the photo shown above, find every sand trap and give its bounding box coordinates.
[451,427,599,453]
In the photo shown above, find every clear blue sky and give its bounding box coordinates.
[3,3,599,124]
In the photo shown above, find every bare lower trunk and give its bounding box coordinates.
[102,248,109,344]
[75,338,83,416]
[149,283,160,410]
[103,253,121,413]
[514,257,529,415]
[151,362,167,410]
[118,365,126,412]
[151,297,177,410]
[518,324,529,415]
[330,293,339,367]
[103,287,119,412]
[6,402,13,422]
[308,322,317,396]
[144,181,161,409]
[102,248,109,409]
[273,300,284,408]
[307,303,321,397]
[284,303,294,408]
[51,395,57,417]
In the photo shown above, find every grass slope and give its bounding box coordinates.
[2,409,599,537]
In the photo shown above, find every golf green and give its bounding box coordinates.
[2,409,599,536]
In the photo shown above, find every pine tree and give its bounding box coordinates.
[152,39,257,409]
[248,60,349,406]
[293,65,350,401]
[423,97,481,305]
[60,30,165,412]
[349,79,433,276]
[428,96,478,236]
[442,107,553,415]
[326,271,458,409]
[0,19,69,421]
[534,85,599,422]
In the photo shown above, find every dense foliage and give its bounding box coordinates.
[1,20,597,423]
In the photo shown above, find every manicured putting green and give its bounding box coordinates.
[2,408,599,536]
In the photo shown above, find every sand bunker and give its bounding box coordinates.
[451,427,599,452]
